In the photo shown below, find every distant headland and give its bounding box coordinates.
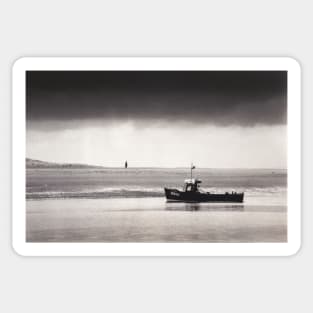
[26,158,105,169]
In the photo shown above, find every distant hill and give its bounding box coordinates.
[26,158,104,169]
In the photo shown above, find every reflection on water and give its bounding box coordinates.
[27,198,287,242]
[165,201,244,212]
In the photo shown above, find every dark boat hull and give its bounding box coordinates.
[164,188,244,203]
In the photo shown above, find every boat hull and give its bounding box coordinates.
[164,188,244,203]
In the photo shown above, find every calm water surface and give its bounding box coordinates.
[26,168,287,242]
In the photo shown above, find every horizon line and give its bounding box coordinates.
[26,157,287,170]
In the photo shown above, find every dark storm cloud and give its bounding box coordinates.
[26,71,287,128]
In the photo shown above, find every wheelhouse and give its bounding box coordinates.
[183,178,202,192]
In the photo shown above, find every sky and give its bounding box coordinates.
[26,71,287,168]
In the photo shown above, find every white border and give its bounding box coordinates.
[12,57,301,256]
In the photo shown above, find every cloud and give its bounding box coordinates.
[26,70,287,129]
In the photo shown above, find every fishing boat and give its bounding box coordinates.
[164,164,244,203]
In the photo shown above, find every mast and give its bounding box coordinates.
[190,163,192,180]
[190,163,195,180]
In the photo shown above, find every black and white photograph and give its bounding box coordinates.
[24,63,290,245]
[2,2,311,312]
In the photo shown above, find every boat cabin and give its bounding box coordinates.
[183,179,202,192]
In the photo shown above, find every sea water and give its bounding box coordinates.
[26,168,287,242]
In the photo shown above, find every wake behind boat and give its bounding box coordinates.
[164,165,244,203]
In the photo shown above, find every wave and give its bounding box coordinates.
[26,188,164,200]
[26,186,286,200]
